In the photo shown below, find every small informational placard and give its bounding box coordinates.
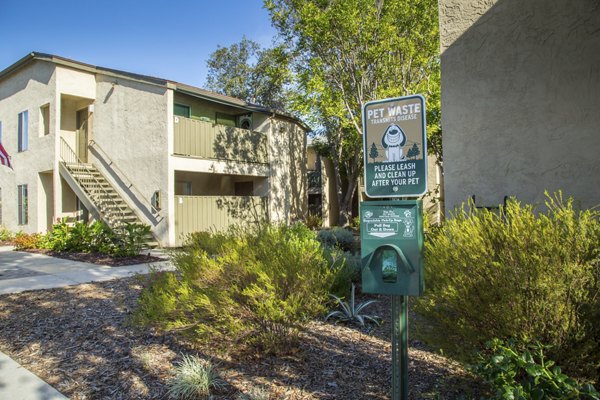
[362,95,427,198]
[363,207,416,239]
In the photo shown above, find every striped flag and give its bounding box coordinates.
[0,143,12,169]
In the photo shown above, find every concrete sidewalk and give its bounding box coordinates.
[0,352,67,400]
[0,246,173,399]
[0,246,172,295]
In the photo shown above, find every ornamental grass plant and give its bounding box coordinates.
[167,355,225,399]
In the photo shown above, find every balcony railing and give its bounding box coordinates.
[174,195,267,245]
[308,170,322,189]
[173,117,268,164]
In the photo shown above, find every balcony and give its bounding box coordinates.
[173,117,268,164]
[308,170,322,194]
[174,195,267,245]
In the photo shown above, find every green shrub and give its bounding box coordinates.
[414,192,600,382]
[42,219,150,257]
[472,339,599,399]
[317,227,356,252]
[43,219,72,252]
[350,216,360,231]
[0,225,14,242]
[112,223,151,257]
[183,231,228,256]
[134,223,339,353]
[166,355,225,399]
[14,232,43,250]
[305,212,323,230]
[326,248,361,296]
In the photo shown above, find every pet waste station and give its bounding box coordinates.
[361,94,427,400]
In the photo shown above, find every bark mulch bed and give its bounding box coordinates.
[22,248,165,266]
[0,278,483,399]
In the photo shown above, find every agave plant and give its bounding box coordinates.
[325,283,380,326]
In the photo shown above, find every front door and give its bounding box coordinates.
[76,109,89,162]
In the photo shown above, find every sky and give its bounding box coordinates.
[0,0,277,88]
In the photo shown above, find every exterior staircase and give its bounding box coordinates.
[59,138,158,248]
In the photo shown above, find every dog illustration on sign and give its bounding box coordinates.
[381,124,407,162]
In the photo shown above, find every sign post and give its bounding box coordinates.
[360,95,427,400]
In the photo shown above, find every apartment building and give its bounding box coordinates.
[0,52,308,246]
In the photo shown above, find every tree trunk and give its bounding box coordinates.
[337,171,359,226]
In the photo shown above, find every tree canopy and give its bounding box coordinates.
[205,37,292,110]
[265,0,441,224]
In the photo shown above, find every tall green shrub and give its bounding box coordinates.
[414,192,600,382]
[134,223,338,353]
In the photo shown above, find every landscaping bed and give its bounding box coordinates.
[22,248,165,267]
[0,277,482,399]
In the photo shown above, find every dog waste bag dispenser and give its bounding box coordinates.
[360,200,424,296]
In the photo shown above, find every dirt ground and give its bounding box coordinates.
[0,277,483,399]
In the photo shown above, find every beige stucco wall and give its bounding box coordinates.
[0,61,57,233]
[269,118,307,223]
[55,66,96,100]
[91,75,170,244]
[440,0,600,211]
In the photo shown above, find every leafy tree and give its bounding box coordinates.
[205,37,292,110]
[265,0,441,224]
[369,142,379,162]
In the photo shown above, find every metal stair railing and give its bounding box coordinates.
[60,137,130,227]
[88,139,161,217]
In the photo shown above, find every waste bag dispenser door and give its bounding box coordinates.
[360,200,424,296]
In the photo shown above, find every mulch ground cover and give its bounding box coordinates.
[0,277,483,399]
[22,248,164,266]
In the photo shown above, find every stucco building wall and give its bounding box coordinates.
[0,61,56,233]
[269,118,307,223]
[440,0,600,210]
[92,75,171,244]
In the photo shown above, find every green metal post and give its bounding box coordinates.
[391,295,409,400]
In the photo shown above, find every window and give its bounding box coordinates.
[18,110,28,152]
[174,103,191,118]
[17,184,28,225]
[40,104,50,136]
[216,112,236,127]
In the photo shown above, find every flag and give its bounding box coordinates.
[0,143,12,169]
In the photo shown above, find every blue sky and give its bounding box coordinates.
[0,0,277,88]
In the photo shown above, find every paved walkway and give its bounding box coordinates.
[0,246,173,399]
[0,246,171,295]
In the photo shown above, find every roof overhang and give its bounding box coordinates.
[0,52,311,132]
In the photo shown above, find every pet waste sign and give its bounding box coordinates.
[362,95,427,198]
